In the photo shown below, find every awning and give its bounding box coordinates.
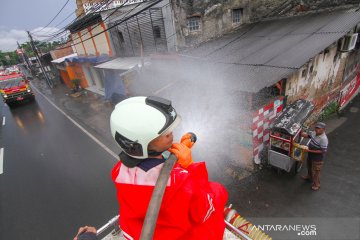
[51,54,109,64]
[51,53,78,64]
[65,55,109,64]
[94,57,149,70]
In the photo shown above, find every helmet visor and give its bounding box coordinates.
[115,131,143,157]
[159,113,181,136]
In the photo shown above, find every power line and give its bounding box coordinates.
[27,31,54,88]
[44,0,135,45]
[31,0,71,34]
[19,1,114,50]
[53,0,162,51]
[32,0,113,39]
[32,0,109,39]
[30,0,163,57]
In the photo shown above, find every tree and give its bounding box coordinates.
[0,50,20,67]
[20,41,62,57]
[20,42,35,58]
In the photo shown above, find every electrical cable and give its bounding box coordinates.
[31,0,116,48]
[53,0,149,50]
[31,0,71,34]
[42,0,141,48]
[32,0,114,39]
[32,0,114,40]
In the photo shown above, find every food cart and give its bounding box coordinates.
[268,99,314,173]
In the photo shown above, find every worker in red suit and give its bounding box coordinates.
[110,96,228,240]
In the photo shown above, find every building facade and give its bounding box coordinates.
[52,13,113,94]
[60,0,360,173]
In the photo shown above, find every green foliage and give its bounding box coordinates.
[35,41,62,54]
[319,101,339,120]
[20,41,62,58]
[0,40,61,67]
[71,79,80,87]
[0,50,20,66]
[20,42,34,57]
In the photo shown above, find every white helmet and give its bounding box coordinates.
[110,96,181,161]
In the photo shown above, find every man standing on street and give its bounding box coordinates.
[301,122,329,191]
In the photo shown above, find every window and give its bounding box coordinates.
[232,8,243,24]
[187,17,201,31]
[309,65,314,73]
[301,69,307,78]
[153,26,161,39]
[117,31,125,43]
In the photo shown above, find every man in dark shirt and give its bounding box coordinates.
[301,122,329,191]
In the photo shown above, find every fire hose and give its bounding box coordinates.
[139,133,197,240]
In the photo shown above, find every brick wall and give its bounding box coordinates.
[50,42,74,60]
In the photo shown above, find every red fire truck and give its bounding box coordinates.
[0,72,35,107]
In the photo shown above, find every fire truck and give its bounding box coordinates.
[0,72,35,107]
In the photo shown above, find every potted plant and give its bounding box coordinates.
[71,78,81,92]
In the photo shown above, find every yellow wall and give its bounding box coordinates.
[72,33,86,55]
[82,29,96,55]
[71,22,112,57]
[92,23,111,56]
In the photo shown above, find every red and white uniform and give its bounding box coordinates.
[111,160,228,240]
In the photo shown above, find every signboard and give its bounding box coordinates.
[339,74,360,109]
[16,49,24,55]
[84,0,144,14]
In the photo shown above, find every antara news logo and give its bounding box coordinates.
[238,223,317,237]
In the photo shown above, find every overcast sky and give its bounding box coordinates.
[0,0,77,52]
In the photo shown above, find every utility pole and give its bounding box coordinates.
[16,41,31,71]
[27,31,54,88]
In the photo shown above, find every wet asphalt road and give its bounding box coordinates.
[0,92,118,239]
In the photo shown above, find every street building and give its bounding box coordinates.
[49,0,360,170]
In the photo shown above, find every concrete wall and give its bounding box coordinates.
[285,43,344,117]
[339,48,360,110]
[171,0,359,49]
[71,23,112,56]
[171,0,250,49]
[106,1,172,57]
[50,42,74,60]
[284,37,360,124]
[92,23,112,56]
[72,32,86,55]
[161,0,177,51]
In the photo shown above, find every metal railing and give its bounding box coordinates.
[97,215,120,237]
[96,215,254,240]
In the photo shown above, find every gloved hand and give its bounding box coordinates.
[180,133,195,148]
[168,143,193,168]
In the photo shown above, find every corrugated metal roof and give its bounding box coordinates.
[181,9,360,93]
[94,57,149,70]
